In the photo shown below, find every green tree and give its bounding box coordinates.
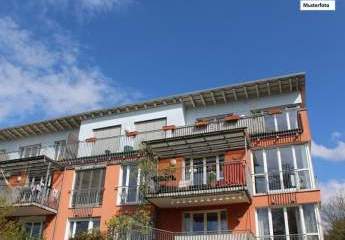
[0,196,28,240]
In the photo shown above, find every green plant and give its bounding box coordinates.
[0,196,28,240]
[69,230,106,240]
[107,144,156,236]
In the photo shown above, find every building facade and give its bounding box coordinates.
[0,73,322,240]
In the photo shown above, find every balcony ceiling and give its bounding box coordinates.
[0,72,305,141]
[144,128,247,158]
[8,203,57,216]
[147,191,250,208]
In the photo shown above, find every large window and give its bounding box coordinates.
[183,210,228,233]
[118,164,141,204]
[69,218,100,238]
[263,109,299,133]
[256,204,320,239]
[19,144,41,158]
[134,118,167,146]
[24,221,43,239]
[183,155,224,186]
[253,145,313,194]
[72,168,105,207]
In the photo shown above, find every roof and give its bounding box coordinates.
[0,72,305,141]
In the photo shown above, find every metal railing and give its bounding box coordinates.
[255,234,320,240]
[116,186,144,205]
[0,109,302,162]
[0,186,59,210]
[252,169,315,195]
[147,161,249,197]
[71,188,104,208]
[111,225,254,240]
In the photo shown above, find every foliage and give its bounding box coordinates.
[107,146,156,236]
[0,196,28,240]
[322,189,345,240]
[69,230,106,240]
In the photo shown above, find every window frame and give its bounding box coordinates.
[182,155,225,186]
[68,218,100,239]
[251,144,314,195]
[19,144,41,158]
[182,209,228,233]
[255,204,321,239]
[117,164,141,205]
[24,221,43,239]
[71,167,106,208]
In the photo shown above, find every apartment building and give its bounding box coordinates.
[0,73,322,240]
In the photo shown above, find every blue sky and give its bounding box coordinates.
[0,0,344,199]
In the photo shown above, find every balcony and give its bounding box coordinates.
[112,227,254,240]
[0,109,303,163]
[0,187,59,216]
[255,234,320,240]
[0,156,62,216]
[146,161,251,208]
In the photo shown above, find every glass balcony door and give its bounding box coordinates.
[184,155,224,187]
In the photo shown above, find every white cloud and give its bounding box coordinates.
[42,0,134,17]
[311,140,345,162]
[320,179,345,203]
[0,17,140,125]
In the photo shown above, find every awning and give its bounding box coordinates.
[144,128,248,158]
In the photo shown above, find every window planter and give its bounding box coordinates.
[126,131,138,137]
[195,120,208,127]
[224,114,240,122]
[85,137,96,143]
[161,125,176,131]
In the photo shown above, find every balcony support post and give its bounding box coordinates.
[43,161,51,202]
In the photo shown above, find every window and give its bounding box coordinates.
[252,145,313,194]
[54,140,66,161]
[256,204,320,239]
[184,155,224,186]
[24,222,43,239]
[69,218,100,238]
[19,144,41,158]
[118,164,141,204]
[262,109,299,133]
[72,168,105,207]
[92,125,122,155]
[183,210,228,233]
[134,118,167,145]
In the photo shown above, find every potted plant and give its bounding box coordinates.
[195,119,208,127]
[224,114,241,122]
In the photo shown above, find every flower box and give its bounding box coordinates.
[162,125,176,131]
[224,114,240,122]
[85,137,96,143]
[195,120,208,127]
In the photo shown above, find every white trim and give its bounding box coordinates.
[67,218,100,239]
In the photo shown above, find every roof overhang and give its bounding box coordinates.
[144,128,247,159]
[0,72,305,141]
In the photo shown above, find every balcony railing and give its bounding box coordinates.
[0,186,59,210]
[255,234,320,240]
[0,109,302,162]
[116,186,144,205]
[147,161,248,197]
[111,225,254,240]
[71,188,104,208]
[253,169,315,195]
